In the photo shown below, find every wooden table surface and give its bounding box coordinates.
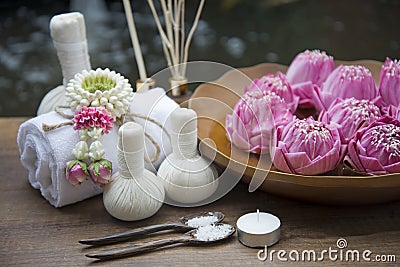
[1,117,399,266]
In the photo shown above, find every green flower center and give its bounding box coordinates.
[81,76,116,93]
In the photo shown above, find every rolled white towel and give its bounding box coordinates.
[18,88,178,207]
[17,111,118,207]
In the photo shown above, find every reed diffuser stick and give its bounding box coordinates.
[122,0,147,82]
[147,0,172,48]
[147,0,205,80]
[182,0,204,76]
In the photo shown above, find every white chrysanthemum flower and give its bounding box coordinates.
[66,68,134,118]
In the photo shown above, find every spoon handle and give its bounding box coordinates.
[79,223,192,246]
[85,237,190,260]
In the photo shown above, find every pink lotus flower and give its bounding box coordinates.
[286,50,334,107]
[226,90,291,153]
[313,65,378,111]
[346,117,400,175]
[287,50,334,87]
[379,58,400,107]
[89,159,113,186]
[244,72,299,112]
[319,98,381,143]
[66,160,89,186]
[271,117,343,175]
[72,106,115,135]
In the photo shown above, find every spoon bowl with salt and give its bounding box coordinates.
[85,223,236,261]
[79,211,224,246]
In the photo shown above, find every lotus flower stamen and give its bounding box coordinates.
[369,124,400,160]
[266,76,289,92]
[341,99,380,123]
[382,59,400,78]
[339,65,373,82]
[298,50,331,63]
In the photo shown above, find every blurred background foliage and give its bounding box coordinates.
[0,0,399,116]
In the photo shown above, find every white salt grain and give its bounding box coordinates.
[194,224,233,241]
[186,214,219,228]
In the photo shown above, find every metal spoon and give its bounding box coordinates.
[85,223,235,261]
[79,211,224,246]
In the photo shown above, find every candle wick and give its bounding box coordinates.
[257,209,259,223]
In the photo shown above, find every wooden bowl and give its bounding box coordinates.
[189,60,400,205]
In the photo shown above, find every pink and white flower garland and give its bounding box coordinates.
[66,107,115,186]
[65,68,133,187]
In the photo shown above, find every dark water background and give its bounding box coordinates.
[1,0,399,116]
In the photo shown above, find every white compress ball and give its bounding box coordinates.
[103,122,164,221]
[158,108,218,204]
[38,12,91,115]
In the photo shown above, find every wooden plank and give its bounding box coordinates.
[1,118,399,266]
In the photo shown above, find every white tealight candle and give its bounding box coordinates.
[236,209,281,247]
